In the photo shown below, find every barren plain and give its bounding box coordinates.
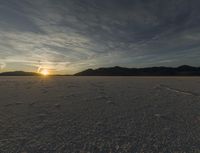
[0,77,200,153]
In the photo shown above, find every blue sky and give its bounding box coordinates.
[0,0,200,74]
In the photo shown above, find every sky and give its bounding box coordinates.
[0,0,200,74]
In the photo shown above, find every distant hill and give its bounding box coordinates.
[0,71,40,76]
[75,65,200,76]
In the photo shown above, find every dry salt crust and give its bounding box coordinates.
[0,76,200,153]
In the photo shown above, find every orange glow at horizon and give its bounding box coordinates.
[40,69,50,76]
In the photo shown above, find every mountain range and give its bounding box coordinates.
[75,65,200,76]
[0,71,39,76]
[1,65,200,76]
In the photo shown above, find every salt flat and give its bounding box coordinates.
[0,76,200,153]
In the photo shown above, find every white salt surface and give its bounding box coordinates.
[0,76,200,153]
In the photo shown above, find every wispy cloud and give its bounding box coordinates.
[0,0,200,74]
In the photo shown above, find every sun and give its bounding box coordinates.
[40,69,49,76]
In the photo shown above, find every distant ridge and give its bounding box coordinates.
[0,71,39,76]
[75,65,200,76]
[1,65,200,76]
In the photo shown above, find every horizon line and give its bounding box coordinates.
[0,65,200,76]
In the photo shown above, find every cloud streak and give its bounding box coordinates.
[0,0,200,74]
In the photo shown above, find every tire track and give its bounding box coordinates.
[157,84,200,97]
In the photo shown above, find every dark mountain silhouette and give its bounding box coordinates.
[0,71,40,76]
[75,65,200,76]
[1,65,200,76]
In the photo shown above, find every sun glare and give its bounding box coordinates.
[40,69,49,76]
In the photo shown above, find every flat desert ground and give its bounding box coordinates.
[0,77,200,153]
